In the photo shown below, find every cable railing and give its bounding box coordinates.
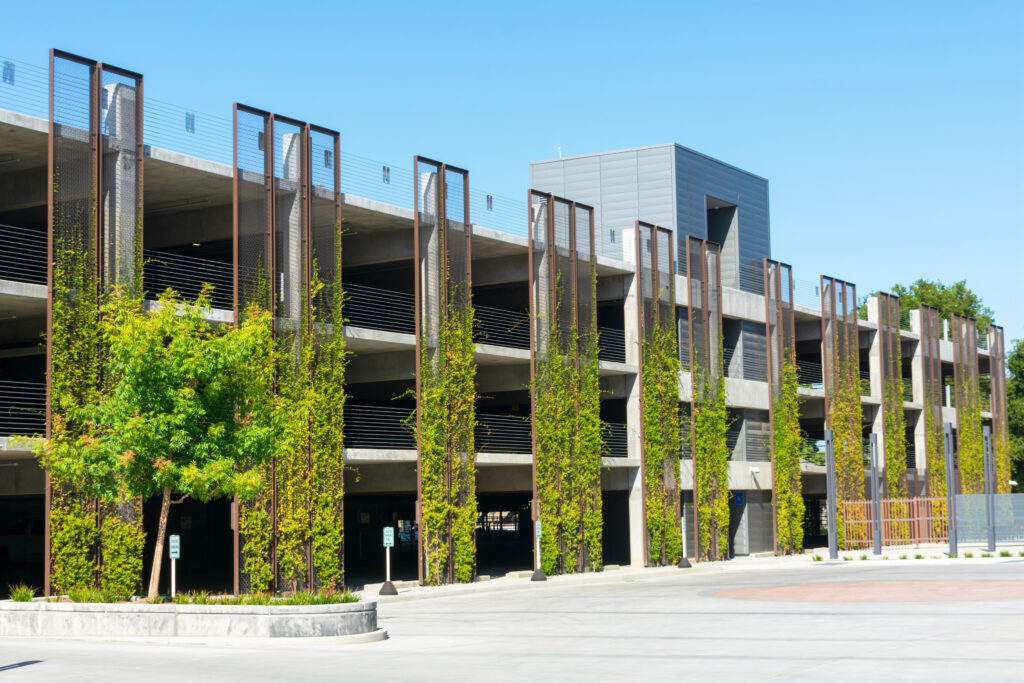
[143,249,233,310]
[796,359,824,390]
[476,413,531,454]
[0,380,45,437]
[474,306,529,349]
[0,224,46,285]
[344,283,415,335]
[597,327,626,364]
[343,403,414,450]
[604,422,628,458]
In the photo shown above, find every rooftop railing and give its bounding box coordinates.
[0,380,45,437]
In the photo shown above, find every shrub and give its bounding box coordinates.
[67,586,117,603]
[913,554,924,559]
[964,553,974,558]
[812,554,822,562]
[859,554,868,561]
[981,553,992,558]
[842,556,852,561]
[999,551,1011,557]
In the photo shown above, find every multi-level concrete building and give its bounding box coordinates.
[0,51,1010,593]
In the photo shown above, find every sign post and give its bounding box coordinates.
[169,534,180,598]
[531,519,546,581]
[825,430,838,560]
[983,426,996,553]
[379,526,398,596]
[943,422,958,557]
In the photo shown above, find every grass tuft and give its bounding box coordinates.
[812,554,823,562]
[842,556,852,561]
[964,552,974,558]
[999,551,1011,557]
[913,554,924,559]
[859,554,868,561]
[899,555,908,560]
[8,583,35,602]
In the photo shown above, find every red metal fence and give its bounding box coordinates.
[841,497,948,549]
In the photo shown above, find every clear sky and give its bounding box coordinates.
[5,0,1022,339]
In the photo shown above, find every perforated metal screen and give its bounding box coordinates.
[878,292,906,492]
[988,326,1010,494]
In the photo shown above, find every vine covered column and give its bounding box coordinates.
[988,326,1010,494]
[637,222,682,566]
[821,276,863,550]
[415,157,477,585]
[764,259,803,555]
[686,236,729,561]
[920,306,946,497]
[952,314,983,493]
[45,50,144,597]
[528,191,603,576]
[878,293,907,497]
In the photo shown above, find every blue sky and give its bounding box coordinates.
[5,0,1022,339]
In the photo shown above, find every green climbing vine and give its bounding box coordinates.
[48,492,99,594]
[642,319,682,566]
[272,262,348,593]
[773,353,805,554]
[693,343,730,561]
[419,292,478,585]
[831,325,865,550]
[99,502,146,598]
[534,273,604,575]
[883,378,907,497]
[957,373,984,494]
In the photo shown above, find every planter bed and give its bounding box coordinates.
[0,599,377,638]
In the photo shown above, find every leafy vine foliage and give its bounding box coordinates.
[419,300,478,584]
[693,350,731,562]
[274,268,348,592]
[642,320,682,566]
[534,274,604,575]
[957,374,984,493]
[831,321,864,550]
[773,354,805,554]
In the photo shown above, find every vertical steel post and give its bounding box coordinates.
[870,433,882,555]
[983,425,995,552]
[943,422,957,556]
[825,429,838,560]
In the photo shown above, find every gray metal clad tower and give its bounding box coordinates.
[529,143,771,293]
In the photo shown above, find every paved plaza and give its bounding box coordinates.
[2,555,1023,681]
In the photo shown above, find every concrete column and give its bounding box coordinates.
[621,244,645,566]
[101,82,139,291]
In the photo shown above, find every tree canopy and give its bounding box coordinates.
[38,287,280,598]
[888,279,994,330]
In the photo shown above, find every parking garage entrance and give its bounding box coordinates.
[141,496,233,595]
[476,493,532,577]
[344,494,418,589]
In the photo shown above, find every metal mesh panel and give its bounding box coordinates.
[309,129,340,327]
[444,166,470,313]
[921,306,944,494]
[763,259,794,550]
[878,293,904,482]
[234,106,271,311]
[273,118,305,331]
[952,314,981,491]
[415,158,443,354]
[99,67,142,293]
[552,198,574,343]
[686,236,706,388]
[989,326,1010,493]
[575,205,595,353]
[529,192,551,355]
[821,277,858,430]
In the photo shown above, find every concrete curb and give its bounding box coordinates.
[0,600,379,639]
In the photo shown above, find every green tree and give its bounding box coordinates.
[1008,339,1024,493]
[889,279,993,330]
[37,288,279,600]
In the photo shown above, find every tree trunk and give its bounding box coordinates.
[146,486,171,601]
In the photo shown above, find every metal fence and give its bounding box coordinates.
[955,494,1024,544]
[841,497,948,549]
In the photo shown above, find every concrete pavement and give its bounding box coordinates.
[1,554,1022,681]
